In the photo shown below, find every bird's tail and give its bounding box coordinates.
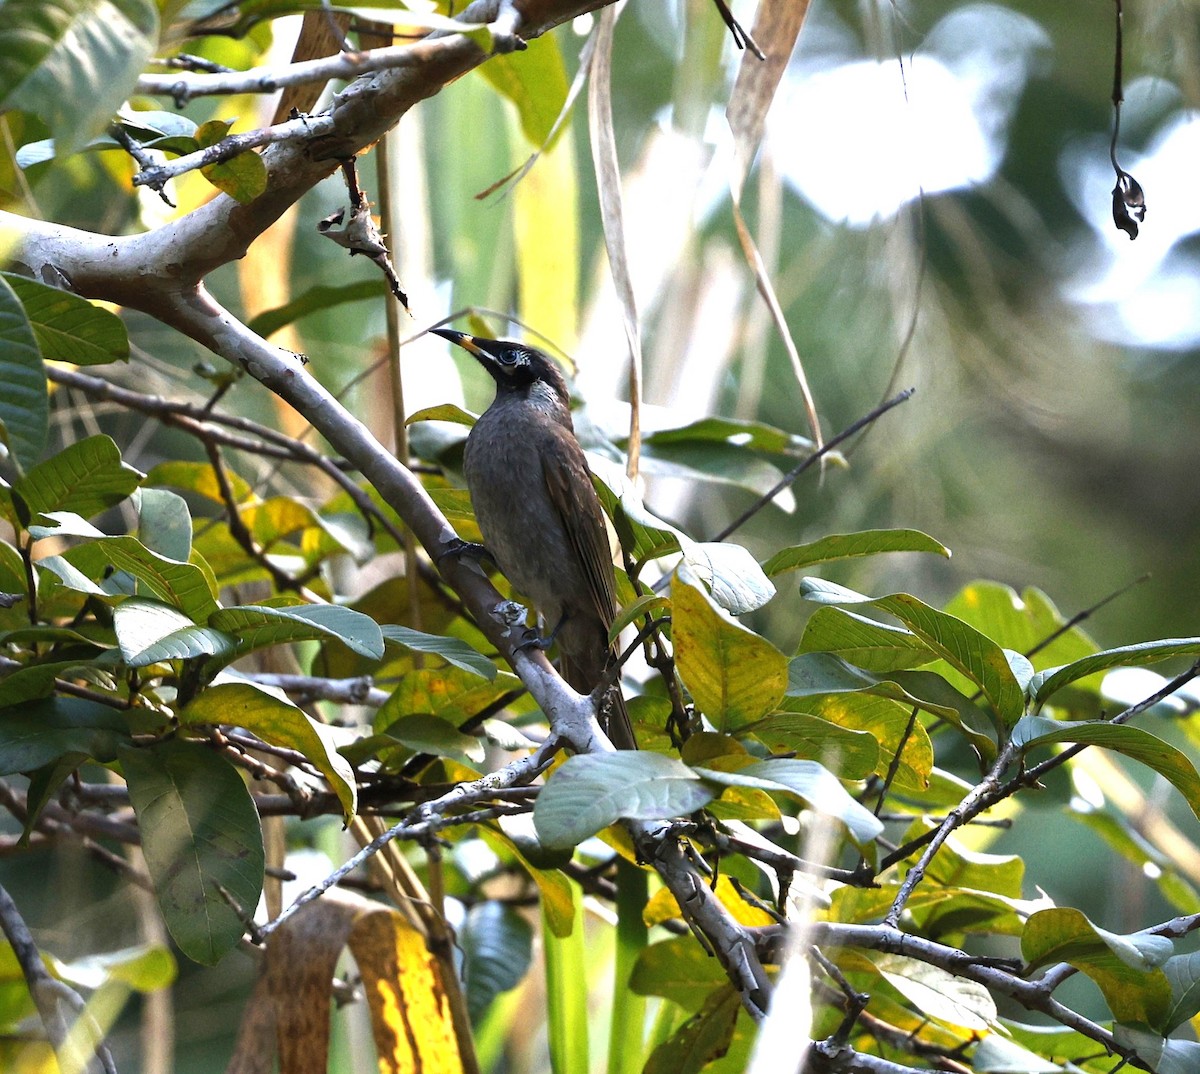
[558,639,637,750]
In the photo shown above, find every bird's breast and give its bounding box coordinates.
[464,409,583,621]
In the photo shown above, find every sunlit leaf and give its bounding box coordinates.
[798,606,937,672]
[380,623,495,679]
[798,579,1024,725]
[876,953,997,1030]
[1031,639,1200,710]
[694,758,883,843]
[196,118,267,203]
[210,603,384,660]
[0,0,158,152]
[533,752,713,849]
[113,598,234,666]
[1013,716,1200,823]
[763,528,950,577]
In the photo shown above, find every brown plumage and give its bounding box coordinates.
[432,328,636,749]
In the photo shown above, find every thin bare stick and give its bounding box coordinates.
[710,388,915,544]
[0,883,117,1074]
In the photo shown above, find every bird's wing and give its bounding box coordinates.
[541,426,619,632]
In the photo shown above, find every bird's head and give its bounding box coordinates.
[432,328,571,409]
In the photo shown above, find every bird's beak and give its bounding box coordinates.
[431,327,483,357]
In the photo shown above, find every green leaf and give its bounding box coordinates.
[693,758,884,843]
[1162,951,1200,1033]
[460,901,533,1024]
[113,599,235,667]
[479,32,568,148]
[642,984,740,1074]
[0,696,128,774]
[146,460,254,505]
[181,682,357,820]
[945,582,1099,671]
[797,606,937,672]
[798,579,1025,725]
[969,1034,1064,1073]
[672,568,788,731]
[32,516,218,622]
[745,713,879,779]
[55,944,177,995]
[406,403,478,428]
[245,279,386,339]
[15,436,142,520]
[679,539,775,615]
[630,937,730,1009]
[875,953,996,1030]
[787,652,954,719]
[121,738,264,965]
[1031,639,1200,709]
[196,119,267,203]
[373,666,521,732]
[2,272,128,366]
[380,624,495,679]
[0,659,92,706]
[542,878,588,1074]
[1013,716,1200,823]
[0,273,48,471]
[0,0,159,153]
[609,592,670,642]
[643,415,814,455]
[137,487,192,563]
[1022,904,1175,970]
[1112,1025,1200,1074]
[533,753,713,849]
[639,441,791,506]
[590,461,682,567]
[763,528,950,576]
[375,713,485,765]
[209,603,384,660]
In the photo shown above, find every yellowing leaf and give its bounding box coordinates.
[350,911,466,1073]
[644,876,775,928]
[672,567,788,730]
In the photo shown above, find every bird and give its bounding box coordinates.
[432,328,636,750]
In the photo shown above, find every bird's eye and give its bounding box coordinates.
[498,349,522,366]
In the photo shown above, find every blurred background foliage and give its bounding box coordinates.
[4,0,1200,1069]
[11,0,1199,649]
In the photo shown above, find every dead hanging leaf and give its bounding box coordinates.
[587,6,642,480]
[1111,170,1146,240]
[226,891,469,1074]
[724,0,821,451]
[318,203,410,311]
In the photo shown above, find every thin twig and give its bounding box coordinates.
[0,883,117,1074]
[711,388,915,544]
[259,737,559,937]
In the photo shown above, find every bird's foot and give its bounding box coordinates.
[436,536,493,565]
[515,625,553,652]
